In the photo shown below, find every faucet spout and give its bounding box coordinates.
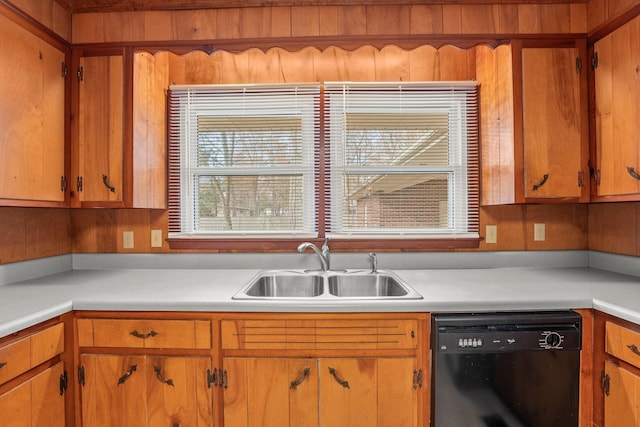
[297,241,329,272]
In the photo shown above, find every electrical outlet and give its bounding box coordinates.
[123,231,134,249]
[485,225,497,244]
[534,223,546,242]
[151,229,163,248]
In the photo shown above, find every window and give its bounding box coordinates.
[168,82,479,248]
[168,84,320,237]
[324,82,479,238]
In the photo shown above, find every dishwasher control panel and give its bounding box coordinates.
[432,311,582,353]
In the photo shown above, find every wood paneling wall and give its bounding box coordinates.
[71,3,588,44]
[587,0,640,31]
[4,0,71,40]
[0,208,71,263]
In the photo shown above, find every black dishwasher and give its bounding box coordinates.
[431,311,582,427]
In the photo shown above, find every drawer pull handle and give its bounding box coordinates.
[290,368,311,390]
[102,174,116,193]
[118,364,137,385]
[328,367,350,389]
[0,362,6,369]
[628,344,640,356]
[130,330,158,339]
[154,366,175,386]
[532,174,549,191]
[627,167,640,181]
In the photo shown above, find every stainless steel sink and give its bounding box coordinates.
[233,269,422,300]
[241,271,324,298]
[328,272,411,297]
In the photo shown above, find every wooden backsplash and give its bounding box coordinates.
[4,169,640,264]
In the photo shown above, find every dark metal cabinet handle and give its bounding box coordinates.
[627,167,640,181]
[290,368,311,390]
[130,330,158,339]
[628,344,640,356]
[102,174,116,193]
[532,174,549,191]
[154,366,175,386]
[328,367,350,388]
[117,365,137,385]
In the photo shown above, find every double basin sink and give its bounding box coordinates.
[233,269,423,300]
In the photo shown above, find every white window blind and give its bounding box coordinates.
[168,84,320,237]
[324,82,479,238]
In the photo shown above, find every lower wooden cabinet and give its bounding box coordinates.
[222,356,418,427]
[79,354,213,426]
[603,360,639,427]
[0,361,66,427]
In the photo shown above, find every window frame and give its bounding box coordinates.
[167,82,480,251]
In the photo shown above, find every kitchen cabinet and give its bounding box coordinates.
[223,356,417,427]
[592,15,640,200]
[70,50,167,208]
[76,316,214,426]
[477,40,589,205]
[0,322,67,427]
[600,320,640,426]
[73,53,125,206]
[79,354,213,426]
[219,315,428,427]
[0,12,66,205]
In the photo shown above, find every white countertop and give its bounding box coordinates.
[1,251,639,338]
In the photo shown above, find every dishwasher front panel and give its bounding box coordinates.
[431,311,582,427]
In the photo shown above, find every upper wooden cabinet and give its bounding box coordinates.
[592,15,640,200]
[478,40,589,205]
[0,13,67,205]
[73,54,125,205]
[70,49,167,208]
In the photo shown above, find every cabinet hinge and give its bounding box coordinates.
[78,365,85,386]
[76,176,83,193]
[576,57,583,74]
[59,371,68,395]
[595,169,602,186]
[601,370,610,396]
[220,369,228,389]
[61,176,67,193]
[207,368,218,388]
[77,66,84,82]
[578,171,584,188]
[61,62,68,79]
[412,369,423,389]
[592,52,599,70]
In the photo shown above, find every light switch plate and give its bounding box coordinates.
[534,223,546,241]
[151,229,163,248]
[485,225,497,244]
[123,231,134,249]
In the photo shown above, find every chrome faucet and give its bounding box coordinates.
[297,238,330,272]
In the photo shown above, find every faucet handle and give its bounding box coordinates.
[368,253,378,273]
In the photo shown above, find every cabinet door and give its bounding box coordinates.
[223,357,318,427]
[30,361,66,427]
[77,55,124,203]
[80,354,147,427]
[0,14,65,203]
[604,360,639,427]
[594,16,640,197]
[0,362,66,427]
[319,358,418,427]
[522,47,585,199]
[147,356,213,426]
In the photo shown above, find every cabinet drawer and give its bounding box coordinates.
[222,319,418,350]
[0,323,64,385]
[606,321,640,368]
[77,319,211,349]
